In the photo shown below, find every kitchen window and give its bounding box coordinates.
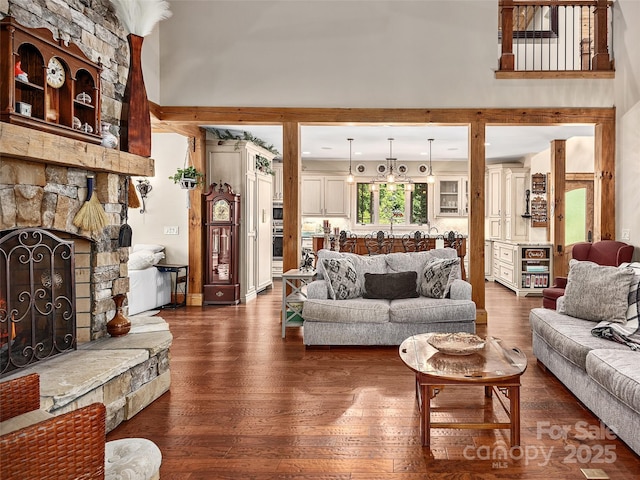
[356,183,428,226]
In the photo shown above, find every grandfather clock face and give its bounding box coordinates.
[212,199,231,222]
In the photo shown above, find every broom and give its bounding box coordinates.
[73,174,108,233]
[119,177,133,247]
[127,175,140,209]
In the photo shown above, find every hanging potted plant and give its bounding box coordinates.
[169,166,205,190]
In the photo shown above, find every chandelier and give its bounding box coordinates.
[426,138,436,184]
[369,138,414,192]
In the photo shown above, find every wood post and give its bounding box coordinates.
[499,0,515,71]
[592,0,612,71]
[469,122,487,324]
[282,122,301,276]
[550,140,566,279]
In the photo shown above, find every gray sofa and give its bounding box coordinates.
[302,249,476,346]
[530,305,640,456]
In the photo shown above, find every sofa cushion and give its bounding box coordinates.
[321,257,361,300]
[302,298,390,324]
[529,307,629,371]
[389,297,476,324]
[363,271,419,300]
[385,252,434,289]
[558,260,634,323]
[586,349,640,415]
[315,249,347,280]
[419,257,460,299]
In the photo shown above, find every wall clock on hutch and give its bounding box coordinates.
[0,17,102,144]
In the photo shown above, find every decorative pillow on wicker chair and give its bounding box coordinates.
[558,260,635,323]
[420,257,460,299]
[363,271,419,300]
[321,257,361,300]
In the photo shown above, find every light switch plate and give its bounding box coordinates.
[164,226,179,235]
[621,229,630,241]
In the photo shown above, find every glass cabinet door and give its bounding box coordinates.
[438,179,459,215]
[208,225,233,284]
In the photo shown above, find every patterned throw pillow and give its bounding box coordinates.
[321,258,361,300]
[559,260,635,323]
[620,262,640,324]
[420,258,460,299]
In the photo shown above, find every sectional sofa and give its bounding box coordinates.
[529,260,640,456]
[302,248,476,346]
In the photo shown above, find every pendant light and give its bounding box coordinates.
[368,137,414,191]
[346,138,354,184]
[426,138,436,184]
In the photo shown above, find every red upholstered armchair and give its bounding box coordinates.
[542,240,635,309]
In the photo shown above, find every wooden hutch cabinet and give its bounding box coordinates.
[203,183,241,305]
[0,17,102,144]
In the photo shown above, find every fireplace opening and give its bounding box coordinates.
[1,228,76,377]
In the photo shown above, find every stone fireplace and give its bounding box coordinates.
[1,123,154,374]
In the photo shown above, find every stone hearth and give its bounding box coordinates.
[1,123,166,430]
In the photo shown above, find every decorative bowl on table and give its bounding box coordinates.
[427,332,486,355]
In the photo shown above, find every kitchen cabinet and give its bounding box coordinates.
[485,240,493,280]
[207,140,274,302]
[486,165,528,241]
[492,241,552,296]
[435,176,468,217]
[272,161,284,201]
[301,175,349,217]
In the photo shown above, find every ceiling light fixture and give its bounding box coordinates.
[369,138,414,192]
[426,138,436,184]
[346,138,354,184]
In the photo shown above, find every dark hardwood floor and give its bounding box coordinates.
[107,281,640,479]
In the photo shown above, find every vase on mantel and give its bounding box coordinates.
[107,293,131,337]
[120,33,151,157]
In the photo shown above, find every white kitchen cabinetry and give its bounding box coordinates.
[207,140,274,302]
[272,161,284,201]
[435,176,468,217]
[301,175,349,217]
[492,241,552,296]
[486,165,528,241]
[485,240,493,280]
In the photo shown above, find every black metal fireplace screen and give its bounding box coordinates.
[1,228,76,377]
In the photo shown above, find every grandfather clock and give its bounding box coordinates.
[203,182,240,305]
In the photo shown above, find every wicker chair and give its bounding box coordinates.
[364,230,394,255]
[401,231,430,252]
[0,373,107,479]
[0,373,162,480]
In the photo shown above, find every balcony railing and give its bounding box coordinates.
[498,0,614,77]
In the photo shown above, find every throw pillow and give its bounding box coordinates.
[132,243,165,253]
[363,271,419,300]
[558,260,635,323]
[128,250,156,270]
[420,257,460,299]
[620,262,640,324]
[321,257,361,300]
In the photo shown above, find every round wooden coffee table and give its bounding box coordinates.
[399,333,527,447]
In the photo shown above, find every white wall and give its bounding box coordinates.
[128,133,190,265]
[145,0,638,257]
[614,0,640,259]
[158,1,614,108]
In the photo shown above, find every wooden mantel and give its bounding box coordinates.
[0,123,154,176]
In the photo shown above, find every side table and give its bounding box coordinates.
[155,264,188,308]
[281,269,316,338]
